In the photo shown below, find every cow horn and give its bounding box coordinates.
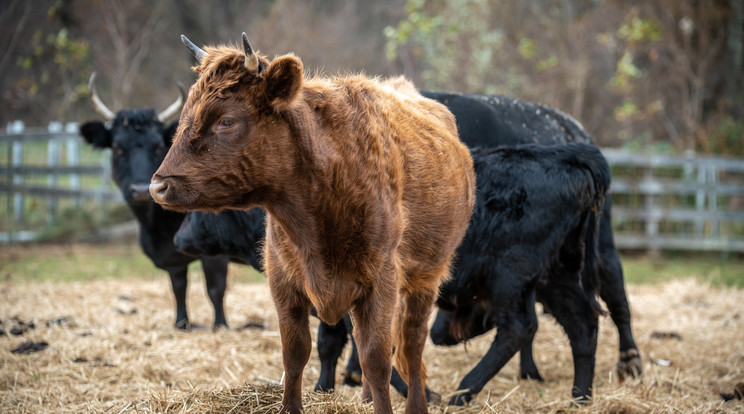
[181,34,207,63]
[88,72,115,121]
[242,32,259,72]
[158,81,187,123]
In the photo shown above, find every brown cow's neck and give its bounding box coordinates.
[282,105,333,173]
[264,190,318,253]
[260,105,333,248]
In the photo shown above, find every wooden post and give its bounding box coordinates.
[66,123,81,208]
[695,164,706,237]
[97,148,112,209]
[12,140,23,226]
[46,123,62,225]
[643,165,660,257]
[708,164,719,238]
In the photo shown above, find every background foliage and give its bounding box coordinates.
[1,0,742,154]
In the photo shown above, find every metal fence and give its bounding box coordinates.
[1,121,121,243]
[2,123,744,251]
[602,149,744,252]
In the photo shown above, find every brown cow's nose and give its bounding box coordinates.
[149,179,168,203]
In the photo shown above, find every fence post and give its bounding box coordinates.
[65,122,81,208]
[643,164,660,256]
[97,147,112,210]
[695,164,706,237]
[708,163,720,238]
[12,135,24,227]
[46,122,63,225]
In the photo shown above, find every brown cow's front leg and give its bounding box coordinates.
[350,279,397,414]
[269,277,312,414]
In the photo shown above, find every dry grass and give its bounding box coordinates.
[1,245,743,413]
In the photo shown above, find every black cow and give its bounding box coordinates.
[422,91,640,381]
[79,73,230,330]
[347,92,641,390]
[434,143,609,404]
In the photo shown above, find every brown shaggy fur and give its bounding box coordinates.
[150,38,475,414]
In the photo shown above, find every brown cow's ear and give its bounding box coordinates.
[263,54,303,111]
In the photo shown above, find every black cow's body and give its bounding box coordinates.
[433,143,609,404]
[173,91,641,398]
[422,91,589,148]
[80,103,230,330]
[174,209,265,270]
[421,91,641,387]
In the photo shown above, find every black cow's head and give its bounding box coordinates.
[80,73,186,205]
[432,278,494,344]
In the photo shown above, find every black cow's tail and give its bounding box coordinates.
[582,207,607,317]
[578,144,611,317]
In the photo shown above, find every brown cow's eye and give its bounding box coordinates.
[217,117,235,129]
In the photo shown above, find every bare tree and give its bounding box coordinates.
[0,1,32,76]
[93,0,167,108]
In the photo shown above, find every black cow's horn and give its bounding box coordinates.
[88,72,115,121]
[181,34,207,63]
[158,81,188,123]
[242,32,259,72]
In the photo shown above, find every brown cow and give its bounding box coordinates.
[149,33,475,414]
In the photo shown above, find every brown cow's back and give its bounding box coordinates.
[297,75,474,290]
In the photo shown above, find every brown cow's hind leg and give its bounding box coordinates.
[350,280,397,414]
[395,285,438,414]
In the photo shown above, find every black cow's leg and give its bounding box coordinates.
[599,255,642,380]
[389,362,439,402]
[342,315,363,386]
[540,280,598,401]
[315,319,349,392]
[598,199,642,380]
[167,266,190,330]
[450,289,538,406]
[201,255,229,328]
[519,290,542,381]
[519,331,544,381]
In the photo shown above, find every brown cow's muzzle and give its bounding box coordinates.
[149,178,169,205]
[149,177,199,211]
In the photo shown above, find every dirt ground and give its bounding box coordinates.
[1,246,743,413]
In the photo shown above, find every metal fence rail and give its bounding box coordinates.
[2,123,744,251]
[1,122,120,243]
[602,149,744,252]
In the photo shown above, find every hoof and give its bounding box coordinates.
[426,389,441,404]
[519,370,544,382]
[617,348,643,381]
[174,319,190,330]
[212,323,229,332]
[571,392,592,404]
[342,370,362,387]
[313,383,335,394]
[448,391,472,406]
